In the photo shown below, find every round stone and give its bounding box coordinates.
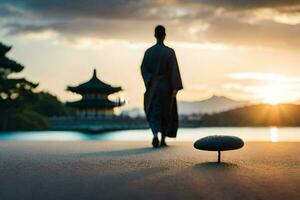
[194,135,244,151]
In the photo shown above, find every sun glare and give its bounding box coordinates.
[257,84,293,105]
[270,127,279,142]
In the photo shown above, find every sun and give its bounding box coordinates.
[263,95,284,105]
[256,84,293,105]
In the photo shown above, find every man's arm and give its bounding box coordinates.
[141,51,152,88]
[169,49,183,95]
[172,90,178,97]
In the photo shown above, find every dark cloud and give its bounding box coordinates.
[1,0,300,49]
[1,0,299,22]
[203,17,300,48]
[0,0,161,20]
[0,3,26,17]
[183,0,300,10]
[0,4,12,16]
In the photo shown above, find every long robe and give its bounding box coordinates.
[141,42,183,137]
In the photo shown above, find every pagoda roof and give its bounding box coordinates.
[66,98,124,109]
[67,69,122,95]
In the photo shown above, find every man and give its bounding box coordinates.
[141,25,183,148]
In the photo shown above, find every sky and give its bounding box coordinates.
[1,0,300,109]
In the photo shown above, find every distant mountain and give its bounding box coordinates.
[200,104,300,127]
[122,96,247,117]
[178,95,247,115]
[121,108,145,118]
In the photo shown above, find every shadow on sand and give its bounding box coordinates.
[193,162,238,171]
[75,146,169,158]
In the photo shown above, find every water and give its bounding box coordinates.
[0,127,299,142]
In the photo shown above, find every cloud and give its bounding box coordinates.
[0,0,173,20]
[1,0,300,49]
[182,0,300,10]
[224,72,300,103]
[228,72,300,83]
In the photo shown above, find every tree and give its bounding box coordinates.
[0,42,46,130]
[30,92,71,117]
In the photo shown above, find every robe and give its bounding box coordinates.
[141,42,183,137]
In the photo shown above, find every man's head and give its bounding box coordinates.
[155,25,166,41]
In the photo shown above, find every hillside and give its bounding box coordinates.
[122,95,247,117]
[200,104,300,127]
[178,95,247,115]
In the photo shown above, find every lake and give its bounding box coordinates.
[0,127,299,142]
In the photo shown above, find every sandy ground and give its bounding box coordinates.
[0,141,299,200]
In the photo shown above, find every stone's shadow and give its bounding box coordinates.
[193,162,238,171]
[75,147,166,158]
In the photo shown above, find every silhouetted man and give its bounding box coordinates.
[141,25,183,147]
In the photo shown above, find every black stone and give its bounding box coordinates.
[194,135,244,163]
[194,135,244,151]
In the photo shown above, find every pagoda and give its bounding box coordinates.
[66,69,125,117]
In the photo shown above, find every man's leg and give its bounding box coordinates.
[160,133,167,147]
[152,131,159,148]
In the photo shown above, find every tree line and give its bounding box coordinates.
[0,42,72,131]
[200,104,300,127]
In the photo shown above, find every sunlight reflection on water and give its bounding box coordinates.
[0,127,299,142]
[270,127,279,142]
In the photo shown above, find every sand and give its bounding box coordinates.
[0,141,299,200]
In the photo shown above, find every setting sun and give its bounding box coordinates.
[256,84,295,105]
